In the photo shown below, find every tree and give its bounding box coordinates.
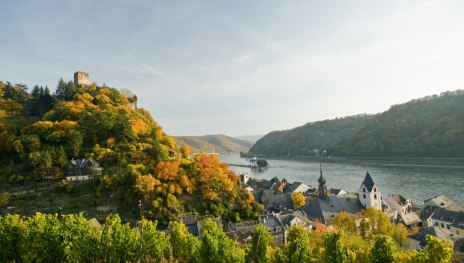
[247,224,272,263]
[414,235,454,263]
[333,211,357,235]
[200,218,245,263]
[323,231,346,263]
[133,174,159,201]
[0,192,10,208]
[138,219,171,262]
[67,130,83,158]
[169,221,200,263]
[292,192,306,209]
[370,235,396,263]
[285,225,313,263]
[54,146,68,168]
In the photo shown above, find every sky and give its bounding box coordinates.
[1,0,464,136]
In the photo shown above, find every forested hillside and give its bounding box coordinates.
[249,90,464,158]
[0,79,262,225]
[248,115,374,156]
[332,90,464,157]
[174,134,253,153]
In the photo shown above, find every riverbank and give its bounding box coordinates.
[257,155,464,169]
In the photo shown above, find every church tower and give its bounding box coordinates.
[318,164,328,198]
[358,172,382,210]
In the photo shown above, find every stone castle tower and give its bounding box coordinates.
[74,71,89,86]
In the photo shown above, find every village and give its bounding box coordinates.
[179,165,464,253]
[4,156,464,255]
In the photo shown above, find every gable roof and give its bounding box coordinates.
[400,212,421,226]
[423,195,455,208]
[431,204,464,223]
[360,172,375,192]
[408,227,452,247]
[390,194,409,205]
[301,193,364,225]
[284,182,311,194]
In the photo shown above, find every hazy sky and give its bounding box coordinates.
[1,1,464,136]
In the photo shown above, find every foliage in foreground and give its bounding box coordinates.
[0,213,455,263]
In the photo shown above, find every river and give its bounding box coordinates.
[220,153,464,206]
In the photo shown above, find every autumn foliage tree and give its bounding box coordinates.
[291,192,306,209]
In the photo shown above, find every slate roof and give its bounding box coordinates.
[408,227,453,247]
[259,190,293,211]
[423,195,455,208]
[390,194,409,205]
[284,182,311,194]
[418,205,437,221]
[432,204,464,223]
[301,193,364,225]
[359,172,375,192]
[331,188,346,195]
[400,212,421,226]
[186,223,200,237]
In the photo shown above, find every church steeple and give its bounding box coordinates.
[358,171,382,210]
[318,164,328,198]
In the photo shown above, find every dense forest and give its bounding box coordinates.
[249,90,464,158]
[0,208,456,262]
[0,79,262,225]
[249,115,374,156]
[332,90,464,157]
[174,134,253,153]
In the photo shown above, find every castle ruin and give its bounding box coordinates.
[74,71,90,86]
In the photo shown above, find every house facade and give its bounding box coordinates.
[66,159,102,181]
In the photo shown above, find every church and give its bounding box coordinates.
[301,167,382,225]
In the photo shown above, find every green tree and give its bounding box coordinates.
[67,130,83,158]
[414,235,454,263]
[138,218,172,262]
[370,235,396,263]
[333,211,357,235]
[54,146,68,168]
[285,225,313,263]
[169,221,200,263]
[323,231,346,263]
[200,218,245,263]
[0,214,22,262]
[247,224,272,263]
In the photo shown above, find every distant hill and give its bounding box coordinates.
[174,134,253,153]
[249,115,374,156]
[249,90,464,158]
[234,135,264,143]
[332,90,464,157]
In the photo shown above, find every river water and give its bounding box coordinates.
[220,153,464,206]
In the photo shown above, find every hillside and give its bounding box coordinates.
[0,77,262,226]
[249,90,464,158]
[174,134,253,153]
[248,115,374,156]
[234,134,264,143]
[331,90,464,157]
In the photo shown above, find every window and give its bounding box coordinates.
[435,222,439,226]
[447,225,450,230]
[374,188,377,192]
[441,223,444,228]
[363,194,366,199]
[374,194,377,200]
[363,187,366,192]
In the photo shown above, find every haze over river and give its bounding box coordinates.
[220,153,464,206]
